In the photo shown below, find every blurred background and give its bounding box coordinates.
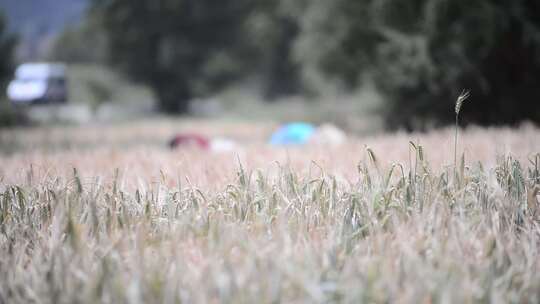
[0,0,539,133]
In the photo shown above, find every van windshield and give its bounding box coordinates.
[16,76,65,82]
[16,77,45,82]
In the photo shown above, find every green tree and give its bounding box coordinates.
[92,0,252,113]
[291,0,540,129]
[374,0,540,128]
[288,1,382,93]
[0,10,20,127]
[245,0,301,99]
[49,12,108,64]
[0,10,16,87]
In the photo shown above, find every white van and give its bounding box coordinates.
[7,63,68,105]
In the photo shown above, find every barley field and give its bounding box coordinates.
[0,119,539,303]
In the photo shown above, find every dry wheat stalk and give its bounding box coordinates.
[455,90,470,116]
[454,90,470,184]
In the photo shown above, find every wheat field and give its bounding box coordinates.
[0,119,539,303]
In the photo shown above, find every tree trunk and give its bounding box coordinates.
[154,80,191,114]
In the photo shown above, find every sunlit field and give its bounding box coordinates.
[1,119,539,303]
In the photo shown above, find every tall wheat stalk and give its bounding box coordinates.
[454,90,470,180]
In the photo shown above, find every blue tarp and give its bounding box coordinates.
[269,122,315,146]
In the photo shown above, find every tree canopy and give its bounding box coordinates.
[290,0,540,128]
[0,10,16,88]
[91,0,540,127]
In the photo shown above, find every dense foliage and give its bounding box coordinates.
[0,11,16,87]
[0,10,20,127]
[49,15,108,64]
[93,0,242,112]
[290,0,540,128]
[90,0,540,126]
[89,0,296,112]
[90,0,302,112]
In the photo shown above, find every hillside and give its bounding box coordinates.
[0,0,88,60]
[1,0,87,35]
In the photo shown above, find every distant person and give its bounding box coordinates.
[169,133,210,150]
[269,122,346,146]
[269,122,315,146]
[169,133,237,152]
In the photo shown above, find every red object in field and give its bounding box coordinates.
[169,133,210,150]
